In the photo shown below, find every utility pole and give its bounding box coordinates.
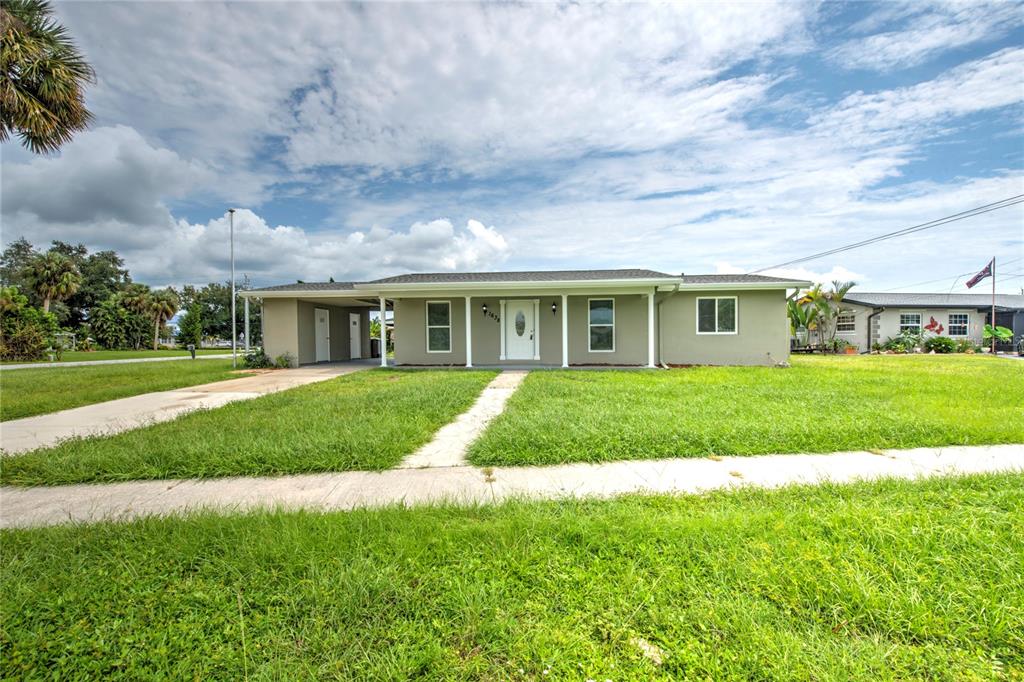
[229,209,236,368]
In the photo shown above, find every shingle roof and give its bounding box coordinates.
[845,292,1024,309]
[366,269,677,284]
[248,281,359,293]
[680,274,808,285]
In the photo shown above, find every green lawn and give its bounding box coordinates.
[0,360,241,421]
[469,355,1024,467]
[1,369,497,485]
[2,348,230,364]
[2,473,1021,680]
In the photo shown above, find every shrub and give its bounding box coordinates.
[274,352,296,369]
[923,336,957,354]
[955,339,980,353]
[881,331,923,353]
[243,350,273,369]
[0,305,59,361]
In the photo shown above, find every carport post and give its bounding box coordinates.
[647,288,656,368]
[379,297,387,367]
[465,295,473,368]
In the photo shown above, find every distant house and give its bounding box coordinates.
[840,292,1024,351]
[241,269,809,367]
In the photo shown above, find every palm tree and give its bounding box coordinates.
[148,288,178,350]
[25,251,81,312]
[1,0,95,153]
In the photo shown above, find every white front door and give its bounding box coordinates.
[315,308,330,362]
[349,313,361,358]
[505,299,536,360]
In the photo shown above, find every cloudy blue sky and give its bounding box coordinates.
[2,1,1023,292]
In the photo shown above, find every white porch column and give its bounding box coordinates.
[379,296,387,367]
[465,296,473,368]
[499,300,507,360]
[647,289,656,368]
[243,297,250,352]
[561,293,569,368]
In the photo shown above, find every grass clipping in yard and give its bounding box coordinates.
[0,360,240,421]
[1,369,497,485]
[2,474,1022,679]
[469,355,1024,466]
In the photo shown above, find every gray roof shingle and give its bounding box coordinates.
[366,269,676,284]
[248,281,359,293]
[845,292,1024,309]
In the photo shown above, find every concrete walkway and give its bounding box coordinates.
[2,444,1020,528]
[398,370,527,468]
[0,354,233,370]
[0,362,369,455]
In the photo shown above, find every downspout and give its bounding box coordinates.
[657,283,681,369]
[866,306,884,353]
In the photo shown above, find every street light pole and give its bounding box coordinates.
[229,208,236,369]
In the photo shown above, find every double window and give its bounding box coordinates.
[899,313,921,333]
[948,313,969,337]
[588,298,615,352]
[426,301,451,352]
[697,296,737,334]
[836,313,856,333]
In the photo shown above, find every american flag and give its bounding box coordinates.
[965,259,993,289]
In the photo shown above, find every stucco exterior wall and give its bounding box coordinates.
[262,298,370,365]
[659,289,789,366]
[261,298,299,363]
[841,303,985,349]
[567,294,650,365]
[392,295,651,366]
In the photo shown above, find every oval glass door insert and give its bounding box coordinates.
[515,311,526,336]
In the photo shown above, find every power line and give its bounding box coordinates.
[880,257,1024,292]
[749,195,1024,274]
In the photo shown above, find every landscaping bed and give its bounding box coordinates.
[469,355,1024,466]
[1,369,497,485]
[2,473,1020,679]
[0,360,240,421]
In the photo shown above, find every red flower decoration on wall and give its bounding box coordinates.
[924,316,945,335]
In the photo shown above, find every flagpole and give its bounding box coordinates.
[991,256,996,355]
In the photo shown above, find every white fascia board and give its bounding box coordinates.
[356,278,681,294]
[240,290,374,299]
[676,281,812,291]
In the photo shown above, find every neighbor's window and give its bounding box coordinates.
[948,313,969,337]
[426,301,451,352]
[588,298,615,351]
[836,313,856,333]
[899,313,921,333]
[697,296,737,334]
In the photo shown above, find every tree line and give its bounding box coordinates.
[0,238,261,360]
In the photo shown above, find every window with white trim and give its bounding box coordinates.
[426,301,451,352]
[697,296,737,334]
[836,313,856,333]
[899,313,921,333]
[948,313,969,337]
[588,299,614,351]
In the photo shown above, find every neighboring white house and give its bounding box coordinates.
[839,292,1024,351]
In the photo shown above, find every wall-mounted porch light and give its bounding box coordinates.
[481,303,488,316]
[551,301,558,315]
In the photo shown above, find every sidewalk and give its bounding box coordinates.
[1,362,369,455]
[0,354,232,370]
[2,444,1020,528]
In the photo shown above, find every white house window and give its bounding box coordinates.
[836,313,856,333]
[948,313,969,337]
[899,313,922,333]
[588,299,615,351]
[426,301,451,352]
[697,296,738,334]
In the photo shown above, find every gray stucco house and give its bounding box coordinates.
[241,269,809,367]
[840,292,1024,350]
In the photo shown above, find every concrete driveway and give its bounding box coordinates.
[1,362,371,455]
